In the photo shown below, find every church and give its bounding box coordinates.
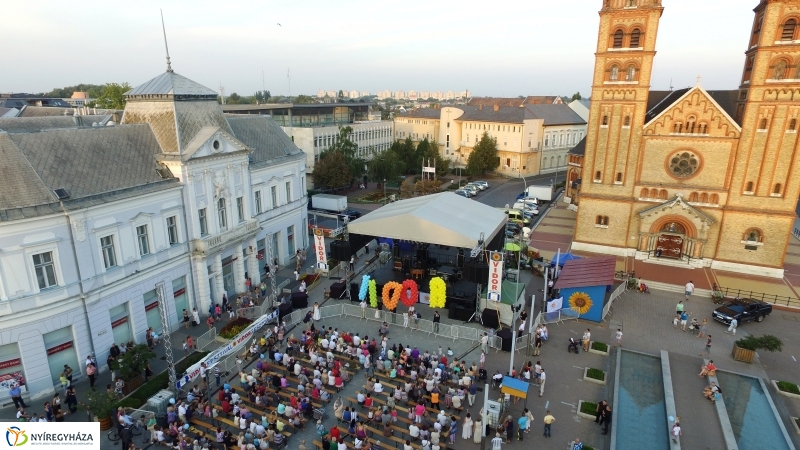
[571,0,800,278]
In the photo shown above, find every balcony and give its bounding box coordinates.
[192,219,261,255]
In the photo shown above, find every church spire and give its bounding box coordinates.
[161,9,173,73]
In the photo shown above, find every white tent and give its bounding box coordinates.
[347,192,507,248]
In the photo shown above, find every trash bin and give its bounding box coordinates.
[156,413,167,428]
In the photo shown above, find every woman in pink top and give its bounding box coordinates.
[415,403,425,423]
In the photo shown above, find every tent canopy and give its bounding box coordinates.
[347,192,507,249]
[550,252,582,267]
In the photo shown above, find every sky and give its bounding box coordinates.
[4,0,758,98]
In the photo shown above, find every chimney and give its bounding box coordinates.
[493,104,500,112]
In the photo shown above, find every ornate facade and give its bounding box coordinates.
[573,0,800,278]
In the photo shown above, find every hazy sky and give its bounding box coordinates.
[5,0,757,97]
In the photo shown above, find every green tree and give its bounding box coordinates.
[313,151,352,189]
[321,126,365,185]
[254,90,270,103]
[368,148,403,182]
[112,344,155,380]
[389,138,417,174]
[227,92,243,104]
[44,84,105,99]
[414,138,450,177]
[571,92,582,101]
[294,94,315,104]
[399,177,415,199]
[89,82,131,109]
[466,132,500,176]
[414,179,441,196]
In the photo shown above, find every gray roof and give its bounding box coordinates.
[0,133,55,211]
[524,104,586,126]
[0,115,112,133]
[457,105,532,123]
[0,125,178,220]
[126,71,218,98]
[227,115,305,167]
[568,136,587,156]
[397,108,445,119]
[646,89,740,125]
[15,106,73,117]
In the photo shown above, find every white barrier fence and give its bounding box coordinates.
[341,303,480,343]
[196,327,217,351]
[602,282,628,322]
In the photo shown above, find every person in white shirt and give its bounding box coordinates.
[374,381,384,393]
[491,433,503,450]
[231,391,241,403]
[582,329,591,352]
[409,423,420,439]
[294,362,302,376]
[321,338,329,348]
[353,335,361,346]
[539,369,546,397]
[685,281,694,300]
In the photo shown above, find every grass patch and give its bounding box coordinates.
[583,446,596,450]
[586,368,605,381]
[219,317,253,339]
[580,401,597,415]
[777,381,800,395]
[591,341,608,352]
[118,351,208,409]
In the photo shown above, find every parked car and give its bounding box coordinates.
[712,298,773,324]
[513,202,539,214]
[454,189,472,198]
[505,222,521,238]
[473,181,490,189]
[462,185,480,195]
[338,209,362,221]
[517,197,539,207]
[466,182,487,191]
[503,208,531,226]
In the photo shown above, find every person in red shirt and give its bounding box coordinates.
[330,426,340,442]
[364,393,373,408]
[221,399,231,414]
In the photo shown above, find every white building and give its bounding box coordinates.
[0,68,307,401]
[348,90,359,99]
[317,90,326,98]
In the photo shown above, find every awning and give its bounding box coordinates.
[347,192,507,249]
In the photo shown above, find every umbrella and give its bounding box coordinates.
[550,252,582,267]
[504,242,521,251]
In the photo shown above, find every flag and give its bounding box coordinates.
[547,297,563,313]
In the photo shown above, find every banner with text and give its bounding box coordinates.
[487,252,504,301]
[314,228,327,270]
[0,422,100,449]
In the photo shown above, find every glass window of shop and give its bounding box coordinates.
[43,327,79,384]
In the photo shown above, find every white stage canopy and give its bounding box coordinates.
[347,192,507,249]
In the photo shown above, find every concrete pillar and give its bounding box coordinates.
[192,255,211,315]
[248,237,261,285]
[234,244,246,295]
[214,253,225,304]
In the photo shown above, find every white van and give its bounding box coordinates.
[513,202,539,214]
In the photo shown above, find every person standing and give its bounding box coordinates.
[582,329,591,352]
[571,438,584,450]
[468,381,477,406]
[120,423,133,450]
[192,308,200,326]
[183,309,190,329]
[479,350,486,370]
[614,329,623,347]
[350,256,355,272]
[433,311,441,334]
[481,333,488,354]
[402,311,409,329]
[313,302,321,321]
[697,319,708,339]
[491,433,503,450]
[680,311,689,331]
[685,280,695,301]
[10,383,27,408]
[517,414,527,441]
[726,318,738,335]
[671,421,682,443]
[533,334,542,356]
[676,301,684,316]
[701,335,712,357]
[594,400,608,423]
[538,369,546,397]
[462,413,473,440]
[473,414,483,444]
[542,411,555,438]
[599,405,612,435]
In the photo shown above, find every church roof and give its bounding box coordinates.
[646,88,740,125]
[637,195,716,225]
[126,71,217,98]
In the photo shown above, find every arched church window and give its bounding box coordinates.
[626,65,637,81]
[745,181,754,192]
[659,189,668,200]
[689,192,699,202]
[710,194,719,204]
[602,116,609,126]
[700,193,709,203]
[773,60,788,79]
[686,117,696,134]
[595,171,602,181]
[613,29,624,48]
[624,116,631,126]
[759,118,768,130]
[616,172,623,182]
[660,222,686,234]
[781,19,797,41]
[630,29,641,47]
[641,188,649,198]
[610,65,619,81]
[789,118,797,130]
[744,229,762,243]
[774,183,782,195]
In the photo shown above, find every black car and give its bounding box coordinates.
[712,298,772,325]
[338,210,362,221]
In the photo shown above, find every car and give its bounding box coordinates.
[503,208,531,226]
[513,202,539,214]
[517,197,539,207]
[337,209,362,221]
[466,182,487,191]
[454,189,472,198]
[473,181,490,189]
[462,185,480,195]
[712,298,773,325]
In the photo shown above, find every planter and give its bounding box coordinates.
[732,343,756,363]
[215,335,232,344]
[791,417,800,436]
[98,416,114,431]
[576,400,597,420]
[583,367,607,386]
[588,341,609,356]
[772,380,800,400]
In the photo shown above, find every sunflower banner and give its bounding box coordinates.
[368,279,378,307]
[568,291,593,315]
[429,277,447,309]
[400,279,419,307]
[358,275,371,301]
[382,281,402,310]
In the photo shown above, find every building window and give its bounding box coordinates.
[616,172,623,182]
[613,29,624,48]
[626,65,637,81]
[217,198,227,230]
[236,196,245,223]
[100,235,117,269]
[271,186,278,208]
[630,28,641,47]
[594,171,602,181]
[254,191,263,214]
[668,151,700,178]
[789,119,797,131]
[285,182,292,203]
[659,189,668,200]
[199,208,208,236]
[689,192,699,202]
[167,216,179,245]
[744,229,763,243]
[595,215,609,226]
[745,181,754,192]
[610,65,619,81]
[710,194,719,204]
[781,19,797,41]
[602,116,609,126]
[700,193,709,203]
[33,252,57,289]
[136,225,150,256]
[287,225,295,256]
[773,183,782,195]
[640,188,649,198]
[759,118,768,129]
[773,60,788,79]
[624,116,631,127]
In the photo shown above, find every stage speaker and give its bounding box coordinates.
[330,241,352,261]
[481,309,500,329]
[463,262,489,284]
[416,248,427,263]
[456,253,465,269]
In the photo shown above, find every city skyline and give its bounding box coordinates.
[5,0,756,97]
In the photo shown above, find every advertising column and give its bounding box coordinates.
[313,228,327,270]
[487,251,504,302]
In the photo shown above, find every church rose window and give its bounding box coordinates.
[668,151,700,178]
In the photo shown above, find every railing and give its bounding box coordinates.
[341,303,480,342]
[196,327,217,350]
[602,282,629,321]
[793,227,800,239]
[193,219,261,254]
[717,286,800,309]
[540,308,580,324]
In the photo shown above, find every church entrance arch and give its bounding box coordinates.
[646,216,697,259]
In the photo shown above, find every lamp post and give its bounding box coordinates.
[383,179,387,204]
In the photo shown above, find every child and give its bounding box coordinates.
[673,314,679,328]
[183,339,189,354]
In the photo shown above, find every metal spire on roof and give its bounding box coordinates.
[160,9,173,73]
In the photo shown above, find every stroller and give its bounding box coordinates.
[478,368,488,382]
[568,337,581,354]
[638,282,651,294]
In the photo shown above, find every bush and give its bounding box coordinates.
[447,183,458,190]
[586,368,605,381]
[777,381,800,395]
[584,446,596,450]
[591,341,608,352]
[580,401,597,415]
[735,334,784,352]
[117,351,208,409]
[112,344,156,381]
[219,317,254,339]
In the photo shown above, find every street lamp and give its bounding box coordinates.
[383,179,387,204]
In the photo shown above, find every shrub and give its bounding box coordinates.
[777,381,800,395]
[83,389,119,419]
[447,183,458,190]
[112,344,156,381]
[586,368,605,381]
[117,351,208,409]
[591,341,608,352]
[219,317,254,339]
[584,446,596,450]
[580,401,597,415]
[735,334,783,352]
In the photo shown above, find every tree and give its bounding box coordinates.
[389,138,417,174]
[415,138,450,177]
[321,126,364,185]
[111,344,155,381]
[44,84,104,99]
[294,94,316,104]
[368,147,403,182]
[89,82,131,109]
[466,132,500,176]
[313,151,352,189]
[571,92,582,101]
[227,92,243,104]
[254,90,270,103]
[414,179,441,196]
[399,177,415,199]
